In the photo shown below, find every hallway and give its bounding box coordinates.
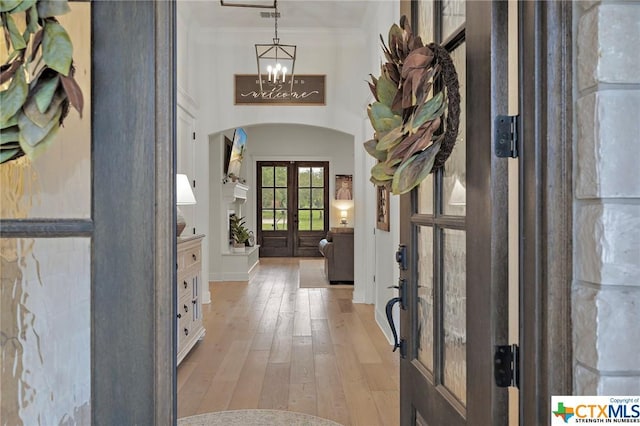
[177,258,399,425]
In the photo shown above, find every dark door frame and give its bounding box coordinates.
[519,1,573,423]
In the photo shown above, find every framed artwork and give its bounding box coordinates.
[377,185,390,232]
[335,174,353,200]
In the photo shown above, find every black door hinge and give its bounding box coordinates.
[494,344,519,388]
[192,132,196,140]
[192,179,196,188]
[494,115,519,158]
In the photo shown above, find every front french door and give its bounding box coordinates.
[398,1,510,424]
[257,161,329,257]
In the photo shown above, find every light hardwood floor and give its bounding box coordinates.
[177,257,400,426]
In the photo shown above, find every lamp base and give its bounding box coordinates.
[177,206,186,237]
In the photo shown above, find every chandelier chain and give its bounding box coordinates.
[274,0,279,43]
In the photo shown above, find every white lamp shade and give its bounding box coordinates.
[177,174,196,205]
[449,177,466,206]
[340,210,348,219]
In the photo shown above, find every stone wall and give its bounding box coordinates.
[573,1,640,394]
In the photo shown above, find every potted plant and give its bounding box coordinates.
[229,214,250,252]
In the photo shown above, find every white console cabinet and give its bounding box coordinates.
[177,234,206,365]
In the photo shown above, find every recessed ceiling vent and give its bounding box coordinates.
[260,11,280,18]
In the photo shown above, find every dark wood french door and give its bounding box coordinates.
[257,161,329,257]
[397,1,510,425]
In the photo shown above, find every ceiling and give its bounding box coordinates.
[181,0,376,31]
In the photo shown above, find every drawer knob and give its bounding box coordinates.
[192,254,197,261]
[184,328,189,336]
[183,281,188,289]
[183,304,189,313]
[177,313,182,319]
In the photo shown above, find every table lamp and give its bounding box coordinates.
[177,173,196,237]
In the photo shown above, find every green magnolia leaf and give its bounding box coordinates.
[19,119,59,159]
[363,138,387,162]
[4,12,27,50]
[37,0,70,18]
[367,102,402,133]
[0,0,22,12]
[376,126,404,151]
[33,75,60,113]
[391,141,441,195]
[42,21,72,76]
[0,125,19,144]
[409,92,445,133]
[376,72,398,109]
[10,0,37,13]
[0,148,21,164]
[26,4,39,33]
[1,112,19,129]
[18,107,61,147]
[0,65,28,124]
[24,89,64,128]
[371,162,394,182]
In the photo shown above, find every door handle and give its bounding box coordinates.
[385,297,402,352]
[395,244,407,270]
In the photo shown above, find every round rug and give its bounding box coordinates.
[178,409,344,426]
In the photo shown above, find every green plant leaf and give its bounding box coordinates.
[4,12,27,50]
[33,75,59,113]
[0,148,21,164]
[26,4,39,33]
[367,102,402,133]
[37,0,70,18]
[42,21,72,76]
[19,118,59,159]
[409,92,445,133]
[29,28,43,62]
[23,89,64,127]
[391,141,441,195]
[0,125,19,144]
[363,138,387,162]
[0,65,27,124]
[18,107,61,147]
[371,161,394,182]
[0,0,22,12]
[9,0,36,13]
[1,112,19,129]
[376,126,404,151]
[376,72,397,109]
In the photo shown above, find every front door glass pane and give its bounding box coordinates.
[417,174,434,215]
[1,237,91,425]
[442,228,467,405]
[442,0,465,41]
[443,43,467,216]
[0,3,91,219]
[417,1,434,42]
[275,166,287,186]
[417,226,434,372]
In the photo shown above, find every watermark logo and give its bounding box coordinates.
[551,396,640,425]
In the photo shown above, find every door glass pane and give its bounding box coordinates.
[275,166,287,186]
[275,188,287,208]
[417,226,434,372]
[311,188,324,209]
[443,43,466,216]
[442,229,466,405]
[262,166,274,186]
[1,237,90,425]
[298,189,310,208]
[310,210,324,231]
[0,3,91,219]
[417,1,434,42]
[298,210,310,231]
[417,174,434,215]
[262,189,274,208]
[262,210,274,230]
[298,167,310,187]
[442,0,465,41]
[311,167,323,187]
[275,209,287,230]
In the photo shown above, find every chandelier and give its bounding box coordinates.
[255,0,296,92]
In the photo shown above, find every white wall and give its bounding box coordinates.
[573,1,640,394]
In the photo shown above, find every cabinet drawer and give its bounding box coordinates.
[177,274,192,300]
[183,245,201,270]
